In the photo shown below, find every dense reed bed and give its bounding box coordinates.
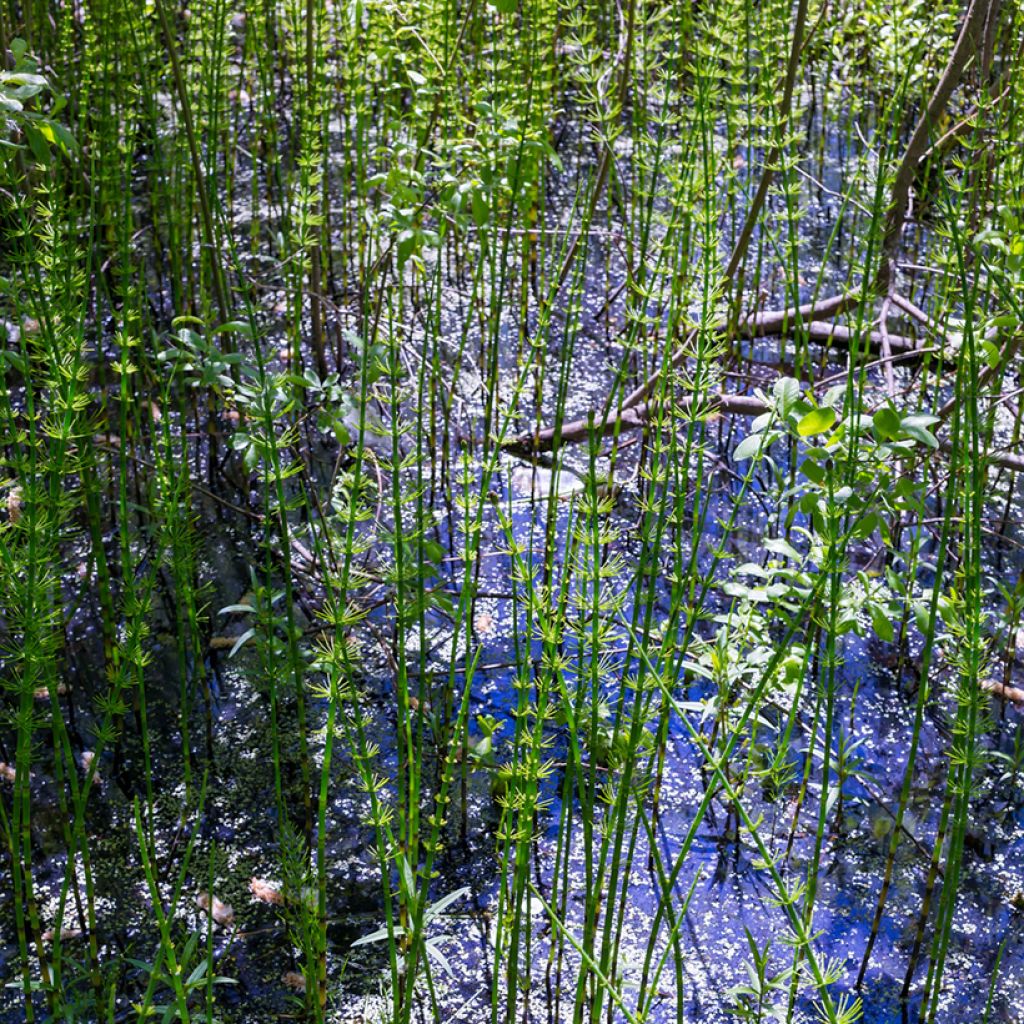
[2,0,1024,1021]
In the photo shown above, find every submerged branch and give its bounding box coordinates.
[505,385,1024,475]
[616,293,862,416]
[504,293,943,456]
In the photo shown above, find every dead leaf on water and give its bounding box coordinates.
[196,892,235,928]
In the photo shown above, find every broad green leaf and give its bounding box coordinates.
[212,320,254,338]
[772,376,801,416]
[870,604,894,643]
[801,458,826,485]
[913,601,933,634]
[796,407,836,437]
[763,537,803,562]
[471,188,489,227]
[872,406,901,440]
[899,414,939,449]
[733,432,765,461]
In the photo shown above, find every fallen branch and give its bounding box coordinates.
[596,0,814,417]
[938,325,1019,420]
[506,295,939,455]
[619,293,862,413]
[879,297,897,399]
[938,439,1024,474]
[800,320,931,360]
[505,388,1024,474]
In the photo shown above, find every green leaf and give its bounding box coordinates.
[399,855,416,902]
[872,406,901,440]
[24,123,51,164]
[0,349,28,375]
[423,539,446,564]
[212,320,254,339]
[425,885,471,918]
[471,188,489,227]
[899,414,939,449]
[49,121,76,153]
[228,628,255,658]
[186,959,209,987]
[800,458,825,485]
[836,613,861,635]
[352,923,405,948]
[796,407,836,437]
[763,537,803,562]
[772,376,802,417]
[799,491,819,515]
[872,814,893,840]
[424,935,456,978]
[734,432,765,461]
[853,510,880,539]
[822,384,846,409]
[913,600,932,634]
[869,604,894,643]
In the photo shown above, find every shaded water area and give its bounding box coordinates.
[4,19,1024,1024]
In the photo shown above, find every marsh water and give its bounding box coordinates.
[3,49,1024,1024]
[4,426,1024,1024]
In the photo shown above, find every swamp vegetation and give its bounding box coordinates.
[2,0,1024,1021]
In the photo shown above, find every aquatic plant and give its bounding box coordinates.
[2,0,1024,1021]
